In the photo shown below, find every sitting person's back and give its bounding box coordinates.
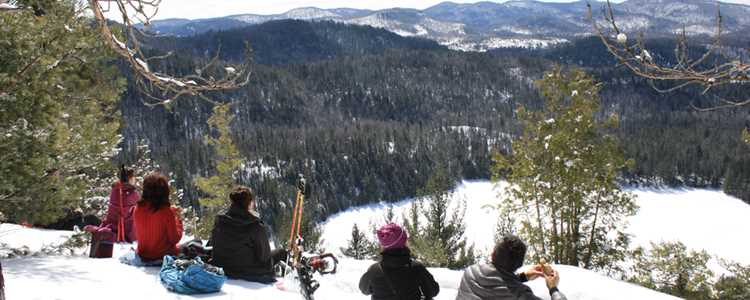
[133,172,182,261]
[209,186,286,283]
[103,167,139,243]
[359,223,440,300]
[457,235,567,300]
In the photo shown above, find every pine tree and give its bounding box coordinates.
[493,68,636,271]
[627,242,714,300]
[715,260,750,300]
[194,104,244,239]
[0,0,124,224]
[341,224,377,259]
[405,165,475,269]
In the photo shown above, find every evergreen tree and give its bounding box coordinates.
[627,242,715,300]
[714,260,750,300]
[493,68,636,271]
[341,224,377,259]
[0,0,124,224]
[194,104,244,239]
[405,165,475,269]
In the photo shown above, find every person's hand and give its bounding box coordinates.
[545,269,560,289]
[524,265,546,281]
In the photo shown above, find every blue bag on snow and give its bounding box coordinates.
[159,255,227,294]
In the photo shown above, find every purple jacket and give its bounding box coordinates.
[1,260,4,300]
[102,182,139,242]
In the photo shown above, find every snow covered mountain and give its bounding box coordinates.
[141,0,750,51]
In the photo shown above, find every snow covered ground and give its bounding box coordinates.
[321,181,750,269]
[0,224,74,254]
[2,180,748,300]
[1,234,678,300]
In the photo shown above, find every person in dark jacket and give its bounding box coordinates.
[456,235,567,300]
[209,186,287,283]
[359,223,440,300]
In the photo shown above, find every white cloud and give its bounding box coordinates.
[106,0,750,21]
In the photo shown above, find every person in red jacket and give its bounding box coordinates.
[133,172,183,262]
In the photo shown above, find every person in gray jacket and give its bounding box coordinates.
[456,235,567,300]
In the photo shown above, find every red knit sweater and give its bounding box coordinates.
[133,203,183,261]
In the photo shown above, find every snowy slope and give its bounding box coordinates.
[1,227,679,300]
[0,224,74,253]
[321,181,750,269]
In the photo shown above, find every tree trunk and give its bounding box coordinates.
[583,196,602,269]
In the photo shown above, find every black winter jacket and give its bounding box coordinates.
[359,248,440,300]
[456,264,567,300]
[209,204,274,281]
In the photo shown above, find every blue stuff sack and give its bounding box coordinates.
[159,255,226,294]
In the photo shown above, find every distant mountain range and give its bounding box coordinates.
[142,0,750,51]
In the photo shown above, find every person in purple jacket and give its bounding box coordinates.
[104,166,140,242]
[1,260,5,300]
[85,166,140,243]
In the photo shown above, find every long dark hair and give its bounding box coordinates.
[118,164,135,184]
[140,172,170,212]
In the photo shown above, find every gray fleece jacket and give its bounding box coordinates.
[456,264,567,300]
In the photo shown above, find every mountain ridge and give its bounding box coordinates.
[141,0,750,51]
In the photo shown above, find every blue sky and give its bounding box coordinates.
[120,0,750,20]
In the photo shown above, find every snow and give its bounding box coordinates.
[3,224,678,300]
[284,8,340,20]
[617,33,628,44]
[627,187,750,266]
[440,37,567,52]
[135,58,150,72]
[0,224,74,254]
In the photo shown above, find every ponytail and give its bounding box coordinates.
[119,165,134,184]
[119,165,128,183]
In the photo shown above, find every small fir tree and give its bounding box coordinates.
[194,104,244,239]
[493,68,636,271]
[341,224,377,259]
[405,165,475,269]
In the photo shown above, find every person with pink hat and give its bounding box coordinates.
[358,223,440,300]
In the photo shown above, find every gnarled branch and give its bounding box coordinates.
[587,0,749,110]
[88,0,252,106]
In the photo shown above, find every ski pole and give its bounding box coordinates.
[288,190,302,252]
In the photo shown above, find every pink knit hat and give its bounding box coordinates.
[377,223,408,250]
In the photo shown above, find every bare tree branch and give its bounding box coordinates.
[87,0,252,106]
[587,0,749,110]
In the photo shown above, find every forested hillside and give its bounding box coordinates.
[117,20,750,236]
